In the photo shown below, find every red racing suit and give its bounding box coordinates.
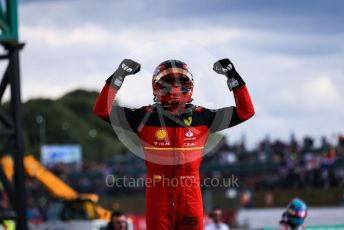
[93,83,254,230]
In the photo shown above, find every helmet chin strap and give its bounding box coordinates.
[153,96,193,105]
[163,102,186,108]
[153,100,187,114]
[158,99,193,108]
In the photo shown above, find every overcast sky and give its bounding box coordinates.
[14,0,344,147]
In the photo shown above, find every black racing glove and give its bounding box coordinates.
[213,58,245,91]
[106,59,141,89]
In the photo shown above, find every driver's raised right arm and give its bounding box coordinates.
[93,59,141,122]
[93,83,117,122]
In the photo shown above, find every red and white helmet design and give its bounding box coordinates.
[152,60,194,105]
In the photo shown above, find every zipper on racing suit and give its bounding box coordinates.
[170,112,180,210]
[170,192,175,209]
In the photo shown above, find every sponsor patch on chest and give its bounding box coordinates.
[185,129,196,140]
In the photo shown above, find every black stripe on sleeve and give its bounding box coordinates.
[198,107,243,133]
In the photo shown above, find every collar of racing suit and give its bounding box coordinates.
[153,103,195,116]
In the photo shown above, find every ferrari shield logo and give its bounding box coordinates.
[183,116,192,126]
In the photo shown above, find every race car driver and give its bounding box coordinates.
[93,58,255,230]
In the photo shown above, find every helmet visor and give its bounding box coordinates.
[288,208,307,219]
[157,74,193,94]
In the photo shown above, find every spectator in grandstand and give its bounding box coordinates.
[106,210,128,230]
[0,192,15,230]
[205,207,230,230]
[26,196,43,224]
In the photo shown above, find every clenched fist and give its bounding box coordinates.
[106,59,141,89]
[213,58,245,91]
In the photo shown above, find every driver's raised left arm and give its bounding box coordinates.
[207,58,255,132]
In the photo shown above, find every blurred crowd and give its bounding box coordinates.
[15,134,344,203]
[57,134,344,195]
[203,134,344,190]
[1,134,344,226]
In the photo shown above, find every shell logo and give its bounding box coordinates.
[155,129,167,140]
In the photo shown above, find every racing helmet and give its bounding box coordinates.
[285,198,308,227]
[152,60,194,105]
